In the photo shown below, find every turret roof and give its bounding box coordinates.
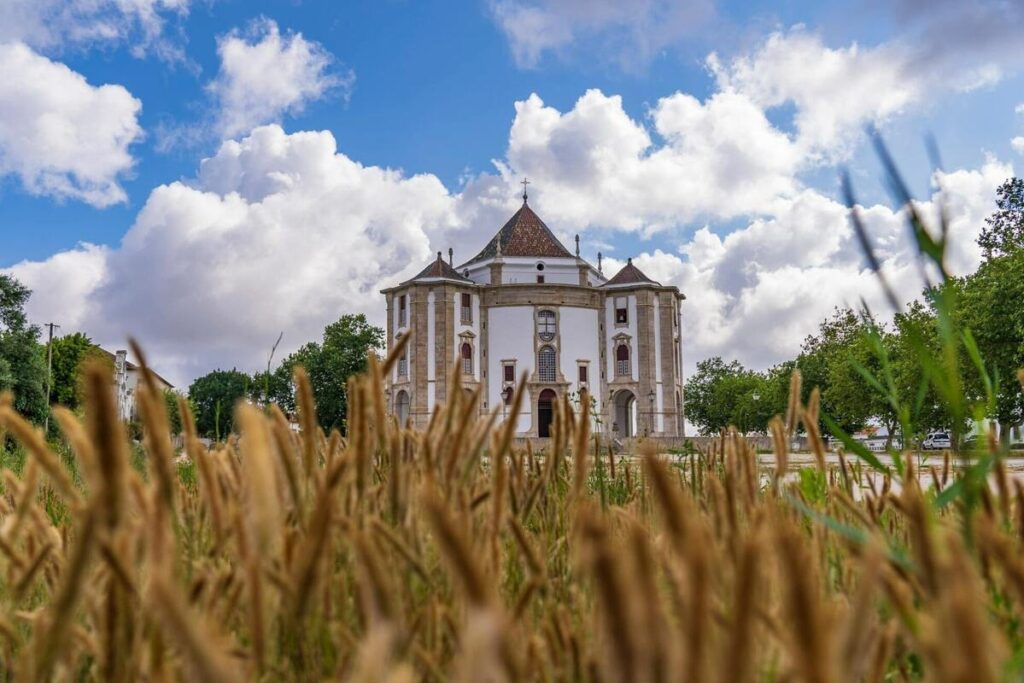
[602,258,660,287]
[404,252,472,285]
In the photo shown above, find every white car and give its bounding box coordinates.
[921,431,952,450]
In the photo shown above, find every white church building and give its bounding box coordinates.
[382,188,686,439]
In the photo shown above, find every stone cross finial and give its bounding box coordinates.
[448,247,453,266]
[598,252,603,273]
[520,177,530,202]
[575,234,580,257]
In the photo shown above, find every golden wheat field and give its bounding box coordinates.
[0,338,1022,682]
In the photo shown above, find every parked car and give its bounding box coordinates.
[921,431,952,450]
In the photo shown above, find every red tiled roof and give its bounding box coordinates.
[462,200,574,266]
[405,252,472,284]
[603,258,660,287]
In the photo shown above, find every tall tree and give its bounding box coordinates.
[684,357,774,435]
[48,332,112,412]
[978,177,1024,260]
[796,308,877,436]
[956,249,1024,442]
[187,369,251,440]
[0,275,47,423]
[281,314,384,433]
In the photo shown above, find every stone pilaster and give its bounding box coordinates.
[635,289,656,435]
[411,286,430,429]
[657,291,678,436]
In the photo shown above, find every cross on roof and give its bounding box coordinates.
[520,177,530,202]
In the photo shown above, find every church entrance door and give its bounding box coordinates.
[538,389,556,438]
[613,390,636,438]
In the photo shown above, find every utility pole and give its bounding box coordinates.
[43,322,60,434]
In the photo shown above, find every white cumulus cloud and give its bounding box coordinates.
[0,0,191,61]
[208,19,351,138]
[4,244,110,332]
[0,42,143,207]
[613,158,1011,372]
[4,28,1014,386]
[7,125,462,384]
[499,89,800,232]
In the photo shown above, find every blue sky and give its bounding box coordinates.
[1,0,1022,383]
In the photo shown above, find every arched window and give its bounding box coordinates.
[396,390,410,427]
[616,344,630,378]
[537,310,556,341]
[461,343,473,375]
[538,345,556,382]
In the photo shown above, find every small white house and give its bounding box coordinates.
[100,349,175,422]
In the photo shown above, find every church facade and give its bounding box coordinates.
[381,192,686,439]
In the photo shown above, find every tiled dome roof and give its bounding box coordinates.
[462,200,574,266]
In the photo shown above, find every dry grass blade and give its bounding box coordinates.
[423,490,490,608]
[0,338,1021,681]
[149,573,245,683]
[0,406,81,507]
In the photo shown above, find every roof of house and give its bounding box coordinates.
[602,258,661,287]
[461,199,574,267]
[403,251,472,285]
[99,348,175,389]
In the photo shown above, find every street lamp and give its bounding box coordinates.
[647,389,656,436]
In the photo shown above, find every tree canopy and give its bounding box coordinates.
[684,176,1024,444]
[187,369,251,440]
[48,332,112,412]
[279,314,384,433]
[188,313,384,439]
[0,275,46,423]
[978,177,1024,260]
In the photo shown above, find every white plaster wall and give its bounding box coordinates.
[453,291,481,382]
[558,307,602,426]
[487,305,535,433]
[427,291,436,409]
[497,257,578,284]
[605,294,638,379]
[464,263,490,284]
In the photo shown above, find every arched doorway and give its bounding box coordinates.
[613,390,636,438]
[396,390,410,427]
[538,389,556,438]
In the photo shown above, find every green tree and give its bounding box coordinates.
[163,389,184,437]
[956,250,1024,442]
[685,357,740,435]
[796,308,877,436]
[0,275,47,423]
[685,358,773,435]
[187,369,251,440]
[48,332,112,411]
[281,314,385,433]
[251,364,296,414]
[888,300,969,443]
[978,177,1024,260]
